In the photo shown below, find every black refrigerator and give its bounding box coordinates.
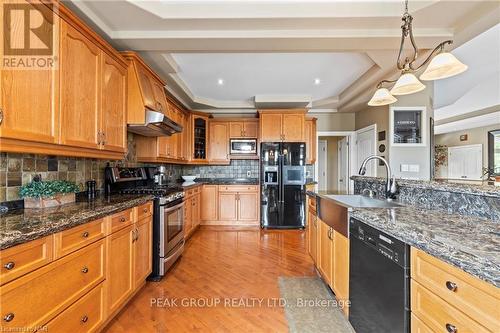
[261,142,306,229]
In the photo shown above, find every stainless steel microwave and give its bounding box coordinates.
[230,139,257,154]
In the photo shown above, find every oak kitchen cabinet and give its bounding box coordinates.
[318,219,333,286]
[332,230,349,315]
[0,201,153,332]
[229,120,259,138]
[184,186,201,240]
[307,196,319,265]
[305,117,317,164]
[259,110,306,142]
[191,114,209,163]
[201,185,260,225]
[0,1,127,159]
[209,122,230,164]
[410,248,500,333]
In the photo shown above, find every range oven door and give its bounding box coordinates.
[160,200,185,258]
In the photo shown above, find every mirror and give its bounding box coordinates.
[488,129,500,176]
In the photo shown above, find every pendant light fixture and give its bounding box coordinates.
[367,0,467,106]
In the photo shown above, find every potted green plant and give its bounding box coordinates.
[20,180,80,209]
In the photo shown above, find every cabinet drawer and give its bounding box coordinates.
[46,283,105,333]
[411,313,433,333]
[411,280,491,333]
[54,219,106,258]
[411,248,500,331]
[0,239,105,330]
[137,202,153,221]
[110,208,134,233]
[186,189,194,197]
[0,236,53,286]
[219,185,259,192]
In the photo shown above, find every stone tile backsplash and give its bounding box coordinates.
[182,160,259,179]
[0,147,260,203]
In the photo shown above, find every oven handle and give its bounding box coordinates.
[161,201,185,212]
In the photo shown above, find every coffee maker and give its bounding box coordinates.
[155,166,169,186]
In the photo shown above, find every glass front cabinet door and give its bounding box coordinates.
[390,107,426,146]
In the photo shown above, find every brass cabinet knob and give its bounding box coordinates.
[445,323,457,333]
[81,315,89,323]
[143,208,148,213]
[81,266,89,274]
[4,262,15,270]
[82,231,89,238]
[3,313,14,322]
[120,217,126,222]
[445,281,457,292]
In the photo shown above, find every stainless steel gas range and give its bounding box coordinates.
[105,166,185,280]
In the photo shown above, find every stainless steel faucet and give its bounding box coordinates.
[358,155,398,200]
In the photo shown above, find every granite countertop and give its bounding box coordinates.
[351,176,500,198]
[192,178,260,185]
[349,206,500,287]
[0,195,153,250]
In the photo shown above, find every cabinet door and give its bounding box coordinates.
[193,194,201,226]
[60,21,101,149]
[107,225,134,314]
[209,122,229,162]
[184,197,193,236]
[0,68,58,144]
[319,221,333,286]
[229,122,244,138]
[133,218,152,288]
[101,53,126,152]
[305,119,316,164]
[136,66,156,110]
[333,230,349,312]
[151,80,168,114]
[218,192,238,221]
[244,122,258,138]
[237,192,259,223]
[260,113,282,142]
[177,112,186,160]
[309,212,318,264]
[201,185,218,221]
[282,114,305,142]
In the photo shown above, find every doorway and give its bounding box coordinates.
[317,135,349,194]
[355,125,377,177]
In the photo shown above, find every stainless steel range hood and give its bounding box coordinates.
[128,110,183,136]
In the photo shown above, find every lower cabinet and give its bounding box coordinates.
[46,283,105,333]
[318,219,333,286]
[133,217,152,288]
[332,231,349,315]
[308,199,349,316]
[184,186,201,239]
[0,201,153,333]
[202,185,260,225]
[106,225,134,315]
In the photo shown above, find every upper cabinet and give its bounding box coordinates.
[191,115,209,162]
[208,122,230,164]
[259,110,306,142]
[0,2,127,159]
[100,53,127,153]
[60,21,101,150]
[229,120,258,138]
[305,117,317,164]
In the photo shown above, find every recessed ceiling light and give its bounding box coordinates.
[217,78,224,85]
[314,78,321,85]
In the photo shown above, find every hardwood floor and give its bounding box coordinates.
[103,227,316,332]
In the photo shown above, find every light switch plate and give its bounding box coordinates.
[401,164,409,172]
[409,164,420,172]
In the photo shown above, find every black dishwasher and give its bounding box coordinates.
[349,217,410,333]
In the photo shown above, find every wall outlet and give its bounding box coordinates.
[246,171,251,177]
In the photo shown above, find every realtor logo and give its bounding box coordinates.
[2,1,58,69]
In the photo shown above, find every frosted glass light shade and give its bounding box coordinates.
[390,73,426,96]
[368,88,397,106]
[420,52,468,81]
